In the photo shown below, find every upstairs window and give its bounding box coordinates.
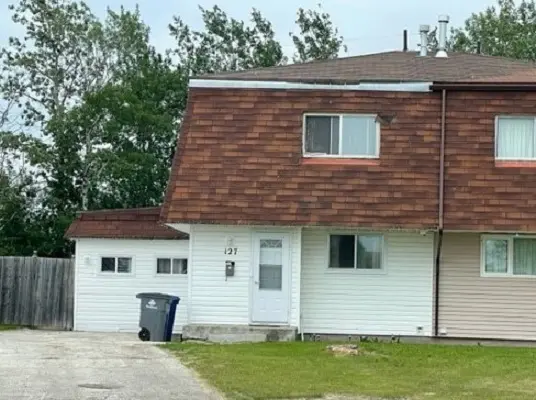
[496,116,536,160]
[304,114,379,158]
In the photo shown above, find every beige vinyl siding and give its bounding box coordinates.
[439,233,536,340]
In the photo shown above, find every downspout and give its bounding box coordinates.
[434,89,447,337]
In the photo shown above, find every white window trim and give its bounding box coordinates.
[481,234,536,278]
[495,115,536,161]
[98,255,135,276]
[154,257,188,277]
[303,113,381,159]
[325,232,386,274]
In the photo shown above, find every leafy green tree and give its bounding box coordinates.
[2,0,103,216]
[62,50,186,209]
[1,1,156,212]
[0,100,37,255]
[0,173,34,256]
[170,5,347,74]
[290,5,346,63]
[1,0,181,255]
[450,0,536,60]
[169,5,285,76]
[0,0,348,256]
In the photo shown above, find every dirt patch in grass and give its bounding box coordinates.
[325,344,381,357]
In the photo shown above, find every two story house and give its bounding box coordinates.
[68,28,536,341]
[158,42,536,341]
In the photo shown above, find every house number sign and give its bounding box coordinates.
[224,236,237,255]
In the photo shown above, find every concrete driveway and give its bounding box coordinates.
[0,330,222,400]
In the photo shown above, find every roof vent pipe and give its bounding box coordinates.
[419,25,430,57]
[436,15,450,58]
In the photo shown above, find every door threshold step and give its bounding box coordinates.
[182,324,297,343]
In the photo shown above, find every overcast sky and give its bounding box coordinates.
[0,0,504,56]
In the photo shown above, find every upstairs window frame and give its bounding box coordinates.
[303,113,380,159]
[495,115,536,161]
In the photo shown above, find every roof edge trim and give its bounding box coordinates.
[189,79,433,92]
[432,83,536,91]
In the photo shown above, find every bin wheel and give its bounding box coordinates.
[138,327,150,342]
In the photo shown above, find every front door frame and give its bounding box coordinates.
[249,231,292,325]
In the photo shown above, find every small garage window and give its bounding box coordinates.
[100,257,132,274]
[156,258,188,275]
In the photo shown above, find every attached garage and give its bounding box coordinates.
[66,207,189,333]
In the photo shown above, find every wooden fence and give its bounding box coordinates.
[0,257,74,330]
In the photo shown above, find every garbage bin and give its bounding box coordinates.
[135,292,180,342]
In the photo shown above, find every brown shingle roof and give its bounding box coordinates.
[65,207,188,240]
[160,88,441,229]
[201,51,536,84]
[458,68,536,83]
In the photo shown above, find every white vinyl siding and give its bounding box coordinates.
[301,229,434,336]
[74,238,189,333]
[440,233,536,340]
[189,225,301,327]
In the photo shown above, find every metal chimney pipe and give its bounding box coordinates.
[419,25,430,56]
[436,15,450,58]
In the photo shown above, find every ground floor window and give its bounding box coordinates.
[328,234,383,270]
[482,235,536,276]
[100,257,132,274]
[156,258,188,275]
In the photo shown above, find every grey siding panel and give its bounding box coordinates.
[439,233,536,340]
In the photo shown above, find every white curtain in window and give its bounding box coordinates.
[497,118,534,159]
[356,235,382,269]
[329,235,341,268]
[484,239,508,273]
[513,239,536,275]
[341,116,377,156]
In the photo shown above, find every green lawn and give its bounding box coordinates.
[0,324,19,331]
[164,341,536,400]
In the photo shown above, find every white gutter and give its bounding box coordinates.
[190,79,432,92]
[166,223,191,234]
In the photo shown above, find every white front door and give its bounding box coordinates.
[251,233,290,324]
